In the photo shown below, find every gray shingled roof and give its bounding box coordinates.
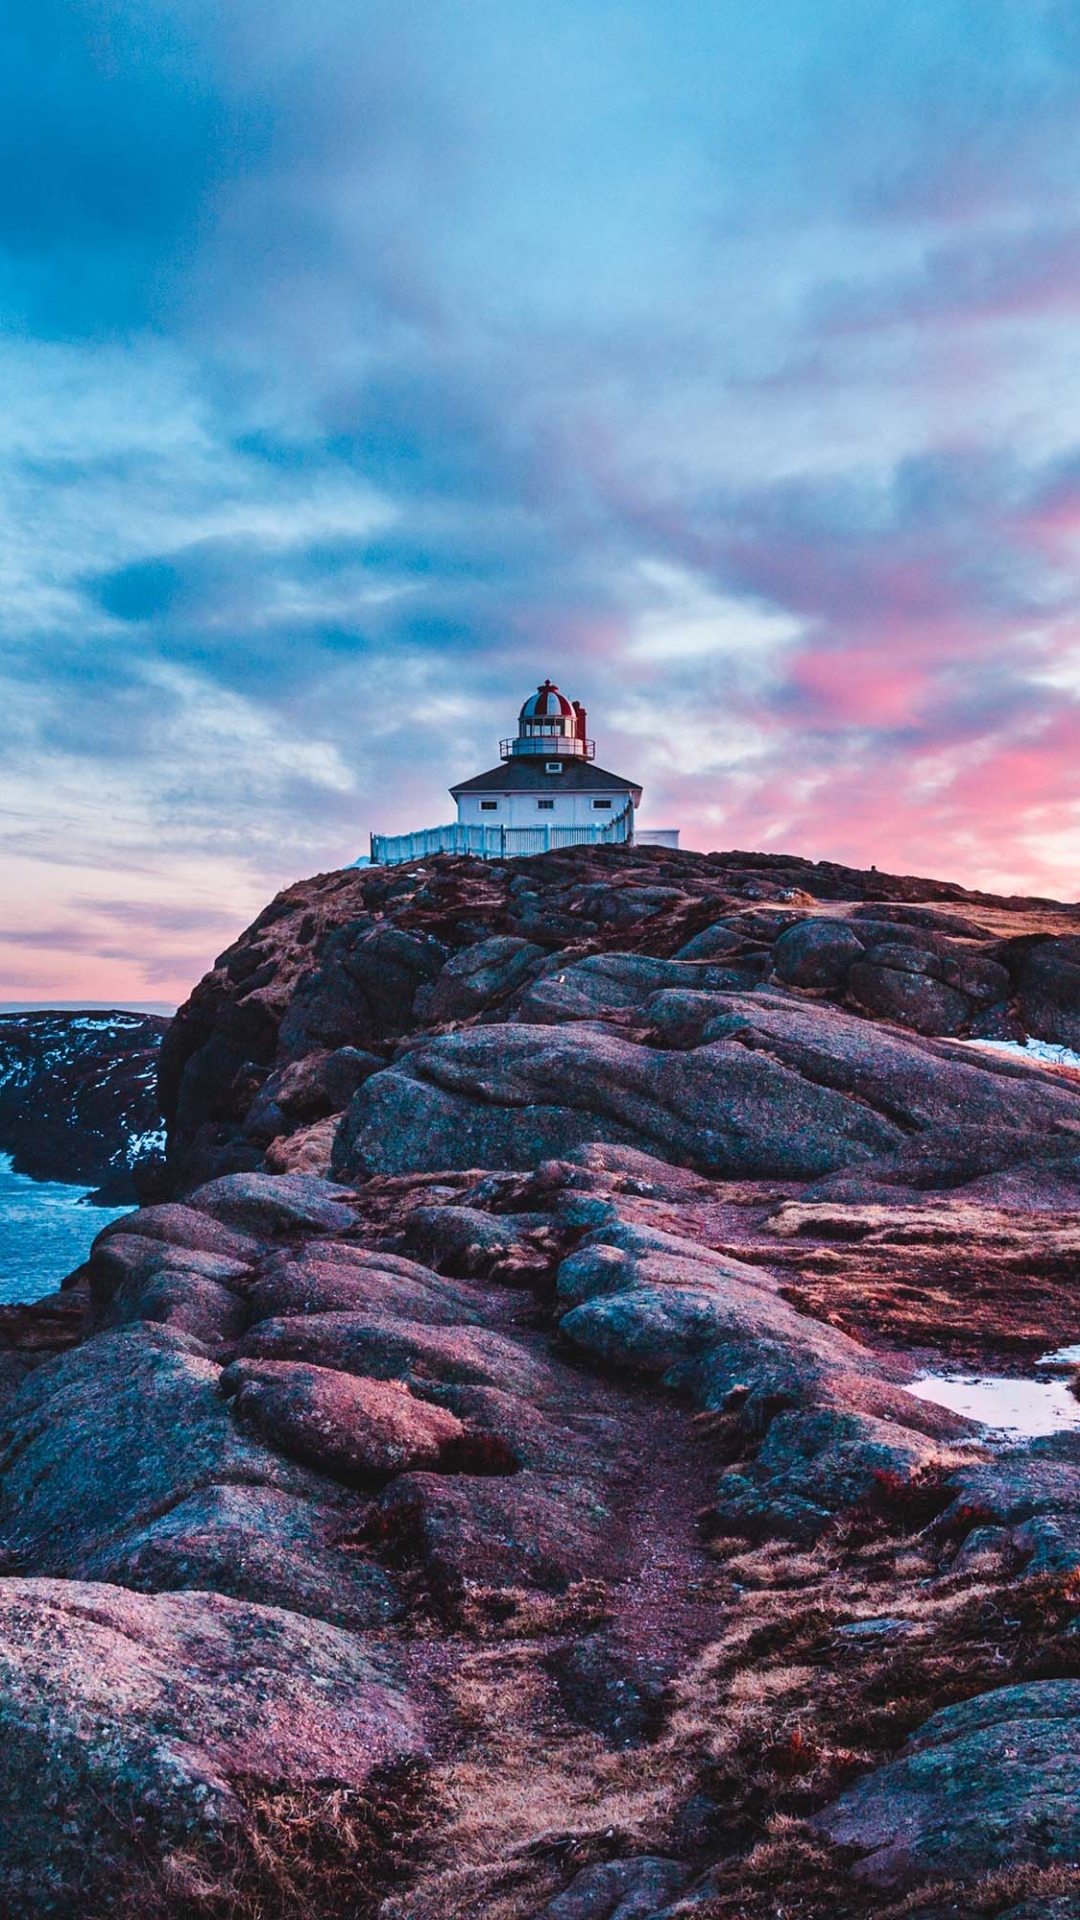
[450,759,641,798]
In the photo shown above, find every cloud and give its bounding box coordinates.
[4,0,1080,1004]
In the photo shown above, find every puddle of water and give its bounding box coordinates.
[906,1369,1080,1440]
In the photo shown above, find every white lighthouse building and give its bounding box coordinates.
[370,680,678,866]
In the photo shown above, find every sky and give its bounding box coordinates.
[3,0,1080,1006]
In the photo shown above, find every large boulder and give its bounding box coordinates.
[238,1311,556,1401]
[104,1266,247,1347]
[0,1579,423,1915]
[848,956,972,1036]
[81,1483,402,1628]
[428,935,546,1022]
[247,1245,484,1325]
[83,1231,253,1336]
[693,993,1080,1140]
[186,1170,357,1236]
[222,1358,478,1486]
[331,1023,903,1182]
[940,952,1011,1006]
[815,1680,1080,1886]
[1016,937,1080,1049]
[674,923,744,962]
[0,1325,331,1578]
[276,920,448,1061]
[516,952,741,1024]
[772,919,865,989]
[92,1202,261,1263]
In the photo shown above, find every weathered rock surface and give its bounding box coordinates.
[815,1680,1080,1886]
[247,1245,485,1325]
[333,998,1080,1191]
[848,955,972,1034]
[427,934,546,1021]
[0,1579,422,1915]
[239,1310,555,1399]
[186,1168,357,1236]
[243,1044,381,1142]
[156,846,1080,1191]
[333,1022,905,1181]
[277,920,449,1062]
[374,1465,606,1607]
[1017,936,1080,1049]
[556,1217,971,1539]
[537,1856,688,1917]
[222,1358,482,1486]
[773,918,865,988]
[516,951,748,1024]
[96,1199,261,1261]
[86,1482,402,1627]
[0,1325,330,1577]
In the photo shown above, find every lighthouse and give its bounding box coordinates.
[450,681,641,832]
[370,680,678,865]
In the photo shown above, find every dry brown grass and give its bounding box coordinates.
[368,1501,1080,1920]
[379,1639,693,1920]
[454,1577,614,1640]
[102,1771,427,1920]
[652,1519,1080,1913]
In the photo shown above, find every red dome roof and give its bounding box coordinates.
[519,679,574,721]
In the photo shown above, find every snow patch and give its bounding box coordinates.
[964,1037,1080,1073]
[128,1128,166,1158]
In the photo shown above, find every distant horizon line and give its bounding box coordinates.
[0,1001,177,1017]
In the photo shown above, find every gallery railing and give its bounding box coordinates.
[369,803,633,867]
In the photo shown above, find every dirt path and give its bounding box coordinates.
[376,1286,730,1919]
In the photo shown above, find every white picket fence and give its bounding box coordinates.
[370,805,634,867]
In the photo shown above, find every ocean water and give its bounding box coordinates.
[0,1153,131,1305]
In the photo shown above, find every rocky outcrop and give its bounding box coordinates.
[15,1141,1080,1914]
[0,1010,166,1198]
[331,1021,908,1181]
[815,1680,1080,1885]
[1016,935,1080,1049]
[331,992,1080,1192]
[0,1579,422,1916]
[3,846,1080,1917]
[156,845,1080,1193]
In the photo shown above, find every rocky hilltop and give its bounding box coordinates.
[2,847,1080,1917]
[0,1010,167,1200]
[158,844,1080,1197]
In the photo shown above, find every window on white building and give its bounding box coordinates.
[593,799,612,809]
[538,799,554,810]
[480,801,498,811]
